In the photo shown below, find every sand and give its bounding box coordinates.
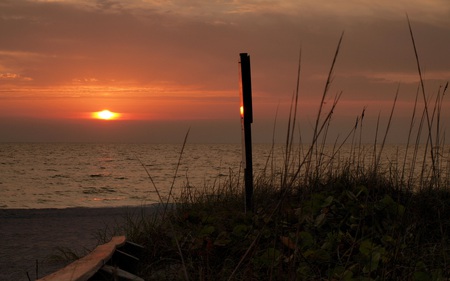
[0,205,158,281]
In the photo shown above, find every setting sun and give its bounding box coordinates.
[92,110,120,120]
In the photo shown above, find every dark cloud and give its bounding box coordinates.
[1,1,448,89]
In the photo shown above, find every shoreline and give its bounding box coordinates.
[0,204,159,217]
[0,205,161,281]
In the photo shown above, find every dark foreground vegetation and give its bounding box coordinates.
[104,21,449,280]
[122,175,450,281]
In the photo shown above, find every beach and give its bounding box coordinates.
[0,206,156,281]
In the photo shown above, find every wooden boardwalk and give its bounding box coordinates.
[37,236,144,281]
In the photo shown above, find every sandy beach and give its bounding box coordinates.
[0,206,157,281]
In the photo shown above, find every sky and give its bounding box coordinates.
[1,0,449,144]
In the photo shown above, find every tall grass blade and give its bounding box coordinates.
[407,15,437,183]
[372,113,380,173]
[357,107,366,174]
[374,85,399,174]
[305,32,344,186]
[282,48,302,189]
[401,86,420,188]
[164,128,191,214]
[136,157,164,205]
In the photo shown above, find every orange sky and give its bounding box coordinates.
[0,0,449,143]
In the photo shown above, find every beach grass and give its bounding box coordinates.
[110,22,450,280]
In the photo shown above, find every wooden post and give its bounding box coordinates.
[239,53,253,212]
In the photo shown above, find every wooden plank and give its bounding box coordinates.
[120,240,145,259]
[111,249,140,273]
[37,236,126,281]
[99,264,145,281]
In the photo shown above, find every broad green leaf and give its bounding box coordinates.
[255,247,282,267]
[232,224,249,237]
[214,231,231,246]
[298,231,314,249]
[315,213,327,227]
[321,195,334,207]
[363,251,381,273]
[200,225,215,236]
[359,239,376,256]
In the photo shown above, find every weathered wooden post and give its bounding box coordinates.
[239,53,253,212]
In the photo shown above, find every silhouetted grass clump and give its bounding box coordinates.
[124,174,450,280]
[116,20,450,280]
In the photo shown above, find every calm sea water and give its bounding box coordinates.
[0,143,277,209]
[0,143,447,209]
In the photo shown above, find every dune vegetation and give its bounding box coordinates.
[106,22,450,281]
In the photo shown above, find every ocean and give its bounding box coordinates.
[0,143,276,209]
[0,143,447,209]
